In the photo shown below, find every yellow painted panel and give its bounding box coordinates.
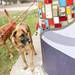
[66,8,71,14]
[38,2,43,9]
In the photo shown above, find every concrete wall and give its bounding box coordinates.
[0,0,32,5]
[19,0,32,3]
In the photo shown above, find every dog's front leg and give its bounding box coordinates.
[20,48,28,70]
[31,43,37,55]
[29,43,35,71]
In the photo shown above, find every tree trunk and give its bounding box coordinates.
[0,0,2,5]
[17,0,20,4]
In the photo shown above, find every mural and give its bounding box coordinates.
[36,0,75,33]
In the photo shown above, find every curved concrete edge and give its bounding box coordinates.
[53,22,75,38]
[41,21,75,59]
[41,39,75,75]
[42,31,75,46]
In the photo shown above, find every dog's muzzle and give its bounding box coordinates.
[20,34,30,45]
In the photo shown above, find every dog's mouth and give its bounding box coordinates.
[20,34,30,45]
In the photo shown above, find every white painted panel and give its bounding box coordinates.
[54,17,59,23]
[45,4,52,18]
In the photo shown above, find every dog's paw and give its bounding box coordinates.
[26,52,28,55]
[34,52,37,55]
[24,66,28,70]
[29,63,35,72]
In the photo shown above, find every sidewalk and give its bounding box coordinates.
[0,2,37,12]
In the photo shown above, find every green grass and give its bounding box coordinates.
[0,9,38,75]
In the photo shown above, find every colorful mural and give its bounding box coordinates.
[36,0,75,33]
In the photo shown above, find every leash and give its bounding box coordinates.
[15,3,35,23]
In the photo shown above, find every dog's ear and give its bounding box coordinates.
[13,31,17,38]
[21,29,25,33]
[11,31,18,45]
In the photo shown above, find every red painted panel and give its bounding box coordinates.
[48,19,54,26]
[59,16,67,21]
[35,23,40,30]
[42,13,46,19]
[42,24,46,30]
[67,0,73,6]
[44,0,52,4]
[55,23,62,28]
[72,13,75,18]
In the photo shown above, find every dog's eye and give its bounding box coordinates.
[20,34,24,37]
[13,31,17,37]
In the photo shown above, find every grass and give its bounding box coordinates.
[0,9,38,75]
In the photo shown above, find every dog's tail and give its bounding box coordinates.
[4,9,13,22]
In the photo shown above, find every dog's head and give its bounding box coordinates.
[12,28,30,45]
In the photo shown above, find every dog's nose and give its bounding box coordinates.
[20,35,29,45]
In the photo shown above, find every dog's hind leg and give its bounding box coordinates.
[3,43,13,59]
[9,38,14,48]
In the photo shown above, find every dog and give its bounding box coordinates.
[11,23,37,71]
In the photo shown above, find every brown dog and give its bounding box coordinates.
[11,23,36,71]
